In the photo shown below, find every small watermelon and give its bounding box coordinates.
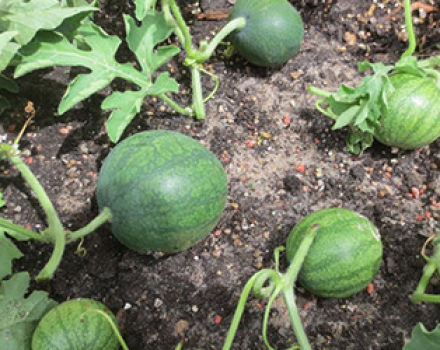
[32,298,119,350]
[96,130,228,253]
[286,208,383,298]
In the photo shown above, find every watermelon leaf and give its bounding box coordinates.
[0,272,57,350]
[134,0,157,21]
[16,10,180,142]
[0,0,96,46]
[309,55,432,154]
[404,323,440,350]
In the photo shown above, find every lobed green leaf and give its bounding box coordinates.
[124,11,180,75]
[0,272,57,350]
[135,0,157,21]
[404,323,440,350]
[0,0,96,46]
[16,10,180,142]
[104,72,178,142]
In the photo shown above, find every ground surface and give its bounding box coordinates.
[1,0,440,349]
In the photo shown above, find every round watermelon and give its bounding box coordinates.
[286,208,383,298]
[96,130,228,253]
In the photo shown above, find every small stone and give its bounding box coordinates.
[154,298,163,308]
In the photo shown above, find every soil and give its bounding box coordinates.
[1,0,440,349]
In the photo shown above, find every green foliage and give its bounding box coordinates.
[0,0,96,46]
[0,190,5,208]
[134,0,157,21]
[404,323,440,350]
[310,56,433,154]
[16,11,180,142]
[0,272,57,350]
[0,229,23,281]
[0,191,31,282]
[0,0,96,114]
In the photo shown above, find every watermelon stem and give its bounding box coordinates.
[401,0,416,58]
[66,207,113,243]
[222,225,319,350]
[222,270,270,350]
[80,309,129,350]
[0,216,47,242]
[0,143,66,281]
[411,236,440,303]
[161,0,245,120]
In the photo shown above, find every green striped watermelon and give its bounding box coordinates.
[32,298,119,350]
[97,130,228,253]
[374,73,440,149]
[286,208,383,298]
[228,0,304,67]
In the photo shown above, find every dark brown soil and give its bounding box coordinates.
[2,0,440,349]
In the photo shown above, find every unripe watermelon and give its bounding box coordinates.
[374,73,440,149]
[97,130,228,253]
[228,0,304,67]
[286,208,383,298]
[32,298,119,350]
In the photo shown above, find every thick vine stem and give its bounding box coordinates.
[66,207,113,243]
[1,144,66,281]
[0,217,47,242]
[81,309,129,350]
[222,225,319,350]
[410,239,440,303]
[401,0,416,58]
[307,85,332,99]
[164,0,195,56]
[195,17,246,63]
[191,65,206,119]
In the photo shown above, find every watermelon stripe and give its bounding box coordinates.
[55,307,77,349]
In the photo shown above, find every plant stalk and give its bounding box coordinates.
[66,207,113,243]
[282,289,311,350]
[159,93,193,116]
[196,17,246,63]
[401,0,416,58]
[166,0,195,56]
[4,145,66,281]
[410,243,440,303]
[307,85,332,99]
[191,65,205,119]
[0,217,47,242]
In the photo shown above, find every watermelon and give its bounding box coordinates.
[374,73,440,149]
[32,298,119,350]
[228,0,304,67]
[97,130,228,253]
[286,208,383,298]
